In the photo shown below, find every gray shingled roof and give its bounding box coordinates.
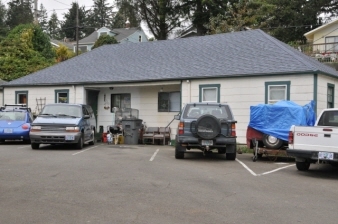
[4,29,338,87]
[79,27,141,44]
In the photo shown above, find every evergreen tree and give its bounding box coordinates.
[61,2,86,41]
[179,0,229,36]
[136,0,181,40]
[0,0,8,40]
[47,11,61,39]
[112,0,140,28]
[38,3,48,32]
[6,0,34,29]
[88,0,114,28]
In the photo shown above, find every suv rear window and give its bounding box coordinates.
[183,104,232,119]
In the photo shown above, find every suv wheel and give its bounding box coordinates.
[226,152,236,160]
[195,115,221,139]
[31,143,39,149]
[175,141,185,159]
[76,134,84,149]
[218,148,226,154]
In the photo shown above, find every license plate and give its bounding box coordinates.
[201,140,213,146]
[65,135,75,141]
[318,152,334,160]
[4,129,13,133]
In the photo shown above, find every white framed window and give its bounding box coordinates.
[111,94,131,111]
[15,91,28,105]
[325,36,338,52]
[55,89,69,103]
[328,83,335,108]
[158,92,181,112]
[265,81,290,104]
[199,84,220,103]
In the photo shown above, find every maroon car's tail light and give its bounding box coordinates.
[231,123,236,137]
[21,124,29,130]
[288,131,294,144]
[178,122,184,135]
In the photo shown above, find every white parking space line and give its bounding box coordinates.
[236,158,258,176]
[236,158,295,177]
[150,149,159,161]
[259,164,295,176]
[72,145,99,155]
[17,145,31,149]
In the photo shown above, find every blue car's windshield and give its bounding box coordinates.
[0,111,26,121]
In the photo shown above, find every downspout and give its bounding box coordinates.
[73,85,76,103]
[313,73,318,115]
[187,79,191,102]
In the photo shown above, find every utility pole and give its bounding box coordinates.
[33,0,38,24]
[76,3,79,56]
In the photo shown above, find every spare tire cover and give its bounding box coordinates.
[195,115,221,139]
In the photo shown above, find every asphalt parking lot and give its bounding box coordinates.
[1,142,338,224]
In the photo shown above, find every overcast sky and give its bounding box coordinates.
[40,0,96,19]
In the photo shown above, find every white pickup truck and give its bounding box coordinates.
[287,108,338,171]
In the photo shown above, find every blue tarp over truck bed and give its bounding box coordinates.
[248,101,316,141]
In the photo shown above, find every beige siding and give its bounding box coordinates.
[3,86,85,115]
[313,28,338,45]
[317,74,338,113]
[182,74,315,144]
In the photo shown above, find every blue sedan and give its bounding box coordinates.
[0,105,33,143]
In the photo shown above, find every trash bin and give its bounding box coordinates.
[122,119,143,145]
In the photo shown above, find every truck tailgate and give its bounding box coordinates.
[291,126,338,152]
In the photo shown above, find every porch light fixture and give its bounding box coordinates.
[160,87,163,92]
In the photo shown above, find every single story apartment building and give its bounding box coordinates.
[2,29,338,144]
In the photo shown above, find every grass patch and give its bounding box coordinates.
[237,145,253,154]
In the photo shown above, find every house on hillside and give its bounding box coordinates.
[303,19,338,62]
[75,22,148,53]
[1,29,338,144]
[50,38,74,51]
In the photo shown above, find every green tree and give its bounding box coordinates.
[61,2,86,41]
[92,34,118,49]
[86,0,114,29]
[47,12,61,39]
[179,0,229,36]
[112,0,140,28]
[0,23,56,81]
[136,0,181,40]
[38,3,48,32]
[0,0,8,40]
[6,0,33,29]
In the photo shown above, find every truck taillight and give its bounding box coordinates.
[178,122,184,135]
[231,123,236,137]
[288,131,294,144]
